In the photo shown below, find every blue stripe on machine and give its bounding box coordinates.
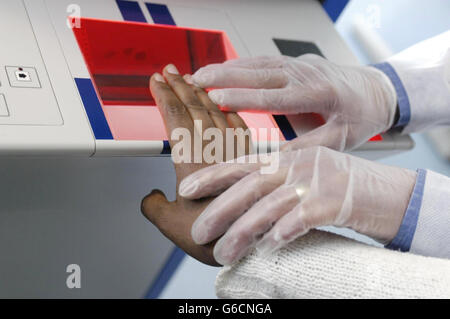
[116,0,147,22]
[322,0,350,22]
[144,247,186,299]
[273,115,297,141]
[75,78,113,140]
[161,140,171,154]
[146,2,176,25]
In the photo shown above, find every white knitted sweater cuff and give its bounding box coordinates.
[215,230,450,298]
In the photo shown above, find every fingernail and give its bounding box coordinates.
[192,70,213,86]
[213,238,251,266]
[166,64,179,75]
[255,236,278,257]
[153,73,165,83]
[208,90,224,105]
[179,178,198,197]
[213,246,232,266]
[191,218,208,244]
[183,74,194,85]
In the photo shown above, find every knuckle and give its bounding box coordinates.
[157,84,174,94]
[247,170,263,185]
[192,86,205,95]
[182,92,203,107]
[235,228,250,242]
[278,230,293,242]
[260,89,284,107]
[321,81,338,99]
[297,213,313,229]
[184,102,204,112]
[272,224,296,243]
[207,108,223,118]
[279,70,289,86]
[164,101,187,116]
[170,76,186,86]
[256,69,272,85]
[299,202,323,226]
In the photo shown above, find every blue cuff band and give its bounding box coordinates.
[371,62,411,128]
[385,169,427,252]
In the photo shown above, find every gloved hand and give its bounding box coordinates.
[192,54,398,151]
[179,146,416,265]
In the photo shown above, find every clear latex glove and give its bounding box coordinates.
[179,146,416,265]
[192,54,398,151]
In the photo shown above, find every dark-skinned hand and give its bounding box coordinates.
[141,64,250,266]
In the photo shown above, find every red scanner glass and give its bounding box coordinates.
[73,18,235,106]
[72,18,380,142]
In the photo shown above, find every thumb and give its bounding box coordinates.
[141,189,171,224]
[281,122,348,152]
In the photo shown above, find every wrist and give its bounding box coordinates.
[343,160,417,244]
[371,62,412,130]
[385,169,427,251]
[352,167,417,244]
[368,65,399,131]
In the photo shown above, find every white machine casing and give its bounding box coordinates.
[0,0,414,157]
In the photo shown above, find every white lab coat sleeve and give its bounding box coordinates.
[409,169,450,258]
[385,30,450,133]
[386,169,450,259]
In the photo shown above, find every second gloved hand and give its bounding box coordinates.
[178,146,416,265]
[192,54,398,151]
